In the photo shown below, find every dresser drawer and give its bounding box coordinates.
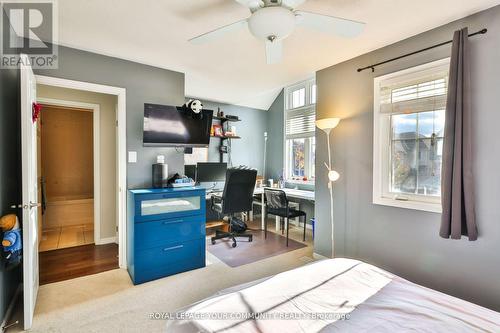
[134,190,205,222]
[135,215,205,250]
[135,239,204,272]
[133,257,205,284]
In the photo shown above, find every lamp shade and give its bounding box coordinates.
[316,118,340,132]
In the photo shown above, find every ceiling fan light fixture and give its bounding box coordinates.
[248,6,296,41]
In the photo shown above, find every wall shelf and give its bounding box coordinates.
[210,135,241,140]
[211,112,242,163]
[213,116,241,124]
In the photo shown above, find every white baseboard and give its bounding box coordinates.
[95,236,117,245]
[1,284,21,332]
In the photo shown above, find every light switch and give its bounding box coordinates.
[128,151,137,163]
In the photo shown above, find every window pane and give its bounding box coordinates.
[311,84,317,104]
[418,111,434,138]
[291,139,305,177]
[434,110,445,137]
[392,113,417,140]
[291,88,305,109]
[416,138,442,196]
[418,110,446,138]
[391,140,417,194]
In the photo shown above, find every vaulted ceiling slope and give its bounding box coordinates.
[57,0,500,110]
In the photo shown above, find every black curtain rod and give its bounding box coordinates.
[357,28,487,73]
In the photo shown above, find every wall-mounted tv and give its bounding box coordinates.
[143,103,213,147]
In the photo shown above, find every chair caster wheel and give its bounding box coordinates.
[249,236,253,242]
[211,239,216,245]
[232,242,237,248]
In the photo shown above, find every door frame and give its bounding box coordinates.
[37,98,103,244]
[36,75,127,268]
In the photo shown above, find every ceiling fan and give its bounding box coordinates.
[189,0,366,64]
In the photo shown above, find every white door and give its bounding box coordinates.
[20,54,39,330]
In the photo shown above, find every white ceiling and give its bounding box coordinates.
[57,0,500,110]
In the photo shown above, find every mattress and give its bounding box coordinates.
[166,258,500,333]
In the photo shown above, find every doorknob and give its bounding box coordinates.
[28,202,41,209]
[11,202,40,209]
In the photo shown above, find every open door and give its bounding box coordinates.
[20,54,39,330]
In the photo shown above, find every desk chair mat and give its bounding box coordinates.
[206,230,306,268]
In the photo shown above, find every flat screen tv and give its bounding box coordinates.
[143,103,213,147]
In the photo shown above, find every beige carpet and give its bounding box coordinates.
[8,237,314,332]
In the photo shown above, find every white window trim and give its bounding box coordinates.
[373,58,450,214]
[284,78,316,182]
[287,179,315,186]
[285,78,316,110]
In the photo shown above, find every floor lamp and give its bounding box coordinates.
[316,118,340,258]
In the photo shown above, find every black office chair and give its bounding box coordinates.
[210,167,257,248]
[264,189,307,246]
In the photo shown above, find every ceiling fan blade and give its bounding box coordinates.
[189,19,248,44]
[234,0,264,12]
[281,0,306,10]
[295,10,365,38]
[265,38,283,64]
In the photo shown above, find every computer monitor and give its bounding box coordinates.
[184,164,197,180]
[196,162,227,183]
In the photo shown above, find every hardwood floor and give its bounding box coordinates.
[39,243,119,285]
[39,224,94,252]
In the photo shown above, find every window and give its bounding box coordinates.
[285,79,316,182]
[291,87,305,109]
[373,59,449,213]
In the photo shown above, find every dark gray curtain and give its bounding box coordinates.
[440,27,477,240]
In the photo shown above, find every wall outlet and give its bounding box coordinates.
[128,151,137,163]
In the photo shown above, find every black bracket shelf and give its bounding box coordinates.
[212,115,241,163]
[213,116,241,127]
[211,135,241,140]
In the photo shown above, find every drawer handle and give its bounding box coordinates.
[162,220,183,225]
[163,245,184,252]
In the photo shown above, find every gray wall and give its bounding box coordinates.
[315,5,500,310]
[265,90,284,180]
[195,99,267,174]
[0,66,22,324]
[35,45,186,189]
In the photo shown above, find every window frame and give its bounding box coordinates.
[284,78,316,184]
[373,58,450,213]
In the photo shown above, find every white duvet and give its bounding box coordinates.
[166,258,500,333]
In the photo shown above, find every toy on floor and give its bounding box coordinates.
[1,214,22,266]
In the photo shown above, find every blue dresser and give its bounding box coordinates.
[127,187,206,284]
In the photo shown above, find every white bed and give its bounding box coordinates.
[166,258,500,332]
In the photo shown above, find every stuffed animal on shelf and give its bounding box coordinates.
[181,99,204,119]
[0,214,22,266]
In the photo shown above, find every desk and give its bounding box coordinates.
[253,187,315,230]
[205,187,315,231]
